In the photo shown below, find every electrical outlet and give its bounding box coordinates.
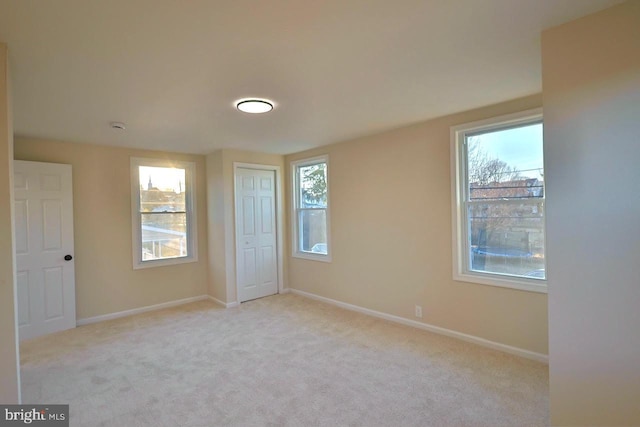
[415,305,423,318]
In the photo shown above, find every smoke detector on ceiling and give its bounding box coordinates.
[110,122,126,130]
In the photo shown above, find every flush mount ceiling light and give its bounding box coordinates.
[235,98,274,114]
[110,121,126,130]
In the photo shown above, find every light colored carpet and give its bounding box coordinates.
[20,293,549,426]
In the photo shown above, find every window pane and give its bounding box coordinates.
[141,213,188,260]
[299,210,327,254]
[467,123,544,201]
[139,166,186,212]
[298,163,327,208]
[468,201,545,279]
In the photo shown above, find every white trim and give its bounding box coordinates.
[290,155,332,262]
[207,296,227,307]
[130,157,198,270]
[207,295,240,308]
[232,162,285,299]
[450,108,547,293]
[454,271,547,293]
[77,295,209,326]
[9,151,22,403]
[289,288,548,363]
[451,107,543,137]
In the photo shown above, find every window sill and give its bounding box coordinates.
[453,271,547,293]
[133,255,198,270]
[292,252,332,263]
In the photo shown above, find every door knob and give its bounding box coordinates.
[64,255,73,261]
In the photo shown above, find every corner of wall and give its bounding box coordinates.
[0,41,21,403]
[205,150,227,302]
[543,2,640,425]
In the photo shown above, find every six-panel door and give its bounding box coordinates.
[14,160,76,341]
[235,168,278,303]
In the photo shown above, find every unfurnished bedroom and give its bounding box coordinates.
[0,1,639,426]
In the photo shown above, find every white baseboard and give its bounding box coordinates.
[211,289,289,308]
[207,296,227,307]
[207,296,239,308]
[77,295,210,326]
[289,288,548,364]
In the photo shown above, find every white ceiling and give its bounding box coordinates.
[0,0,622,155]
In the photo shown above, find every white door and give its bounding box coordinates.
[14,160,76,341]
[235,168,278,303]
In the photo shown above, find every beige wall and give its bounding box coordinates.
[286,94,548,355]
[0,43,21,403]
[543,2,640,425]
[206,150,227,302]
[206,149,287,304]
[14,138,209,320]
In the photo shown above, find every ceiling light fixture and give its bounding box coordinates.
[235,98,274,114]
[110,121,126,130]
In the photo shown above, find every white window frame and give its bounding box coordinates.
[291,155,331,262]
[130,157,198,269]
[450,108,547,293]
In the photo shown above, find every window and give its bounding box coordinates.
[130,158,197,269]
[451,108,546,292]
[292,155,331,261]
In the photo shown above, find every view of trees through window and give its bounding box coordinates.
[465,122,545,279]
[138,166,188,261]
[297,162,328,255]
